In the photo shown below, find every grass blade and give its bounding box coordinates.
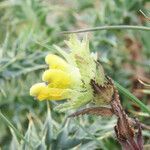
[0,111,33,148]
[114,81,150,115]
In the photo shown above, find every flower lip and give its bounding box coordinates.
[30,83,46,97]
[45,54,69,71]
[42,69,73,89]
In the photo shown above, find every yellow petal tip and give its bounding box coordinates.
[30,83,46,97]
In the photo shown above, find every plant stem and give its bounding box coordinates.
[61,25,150,34]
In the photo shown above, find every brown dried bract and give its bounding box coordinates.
[68,76,144,150]
[90,77,114,105]
[68,106,113,118]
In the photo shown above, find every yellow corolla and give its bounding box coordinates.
[29,35,103,111]
[42,69,73,88]
[30,83,50,100]
[30,83,74,101]
[45,54,69,71]
[30,53,81,101]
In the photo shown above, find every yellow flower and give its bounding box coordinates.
[45,54,69,71]
[30,53,82,102]
[30,35,106,111]
[42,69,72,88]
[30,83,74,101]
[30,83,50,100]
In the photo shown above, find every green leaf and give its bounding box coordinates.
[114,81,150,115]
[10,128,20,150]
[0,111,33,148]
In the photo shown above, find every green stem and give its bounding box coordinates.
[61,25,150,34]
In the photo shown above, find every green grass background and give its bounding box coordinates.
[0,0,150,149]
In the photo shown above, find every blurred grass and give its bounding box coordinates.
[0,0,150,149]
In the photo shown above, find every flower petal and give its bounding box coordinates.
[42,69,72,88]
[30,82,76,101]
[44,88,74,100]
[45,54,69,71]
[30,83,46,97]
